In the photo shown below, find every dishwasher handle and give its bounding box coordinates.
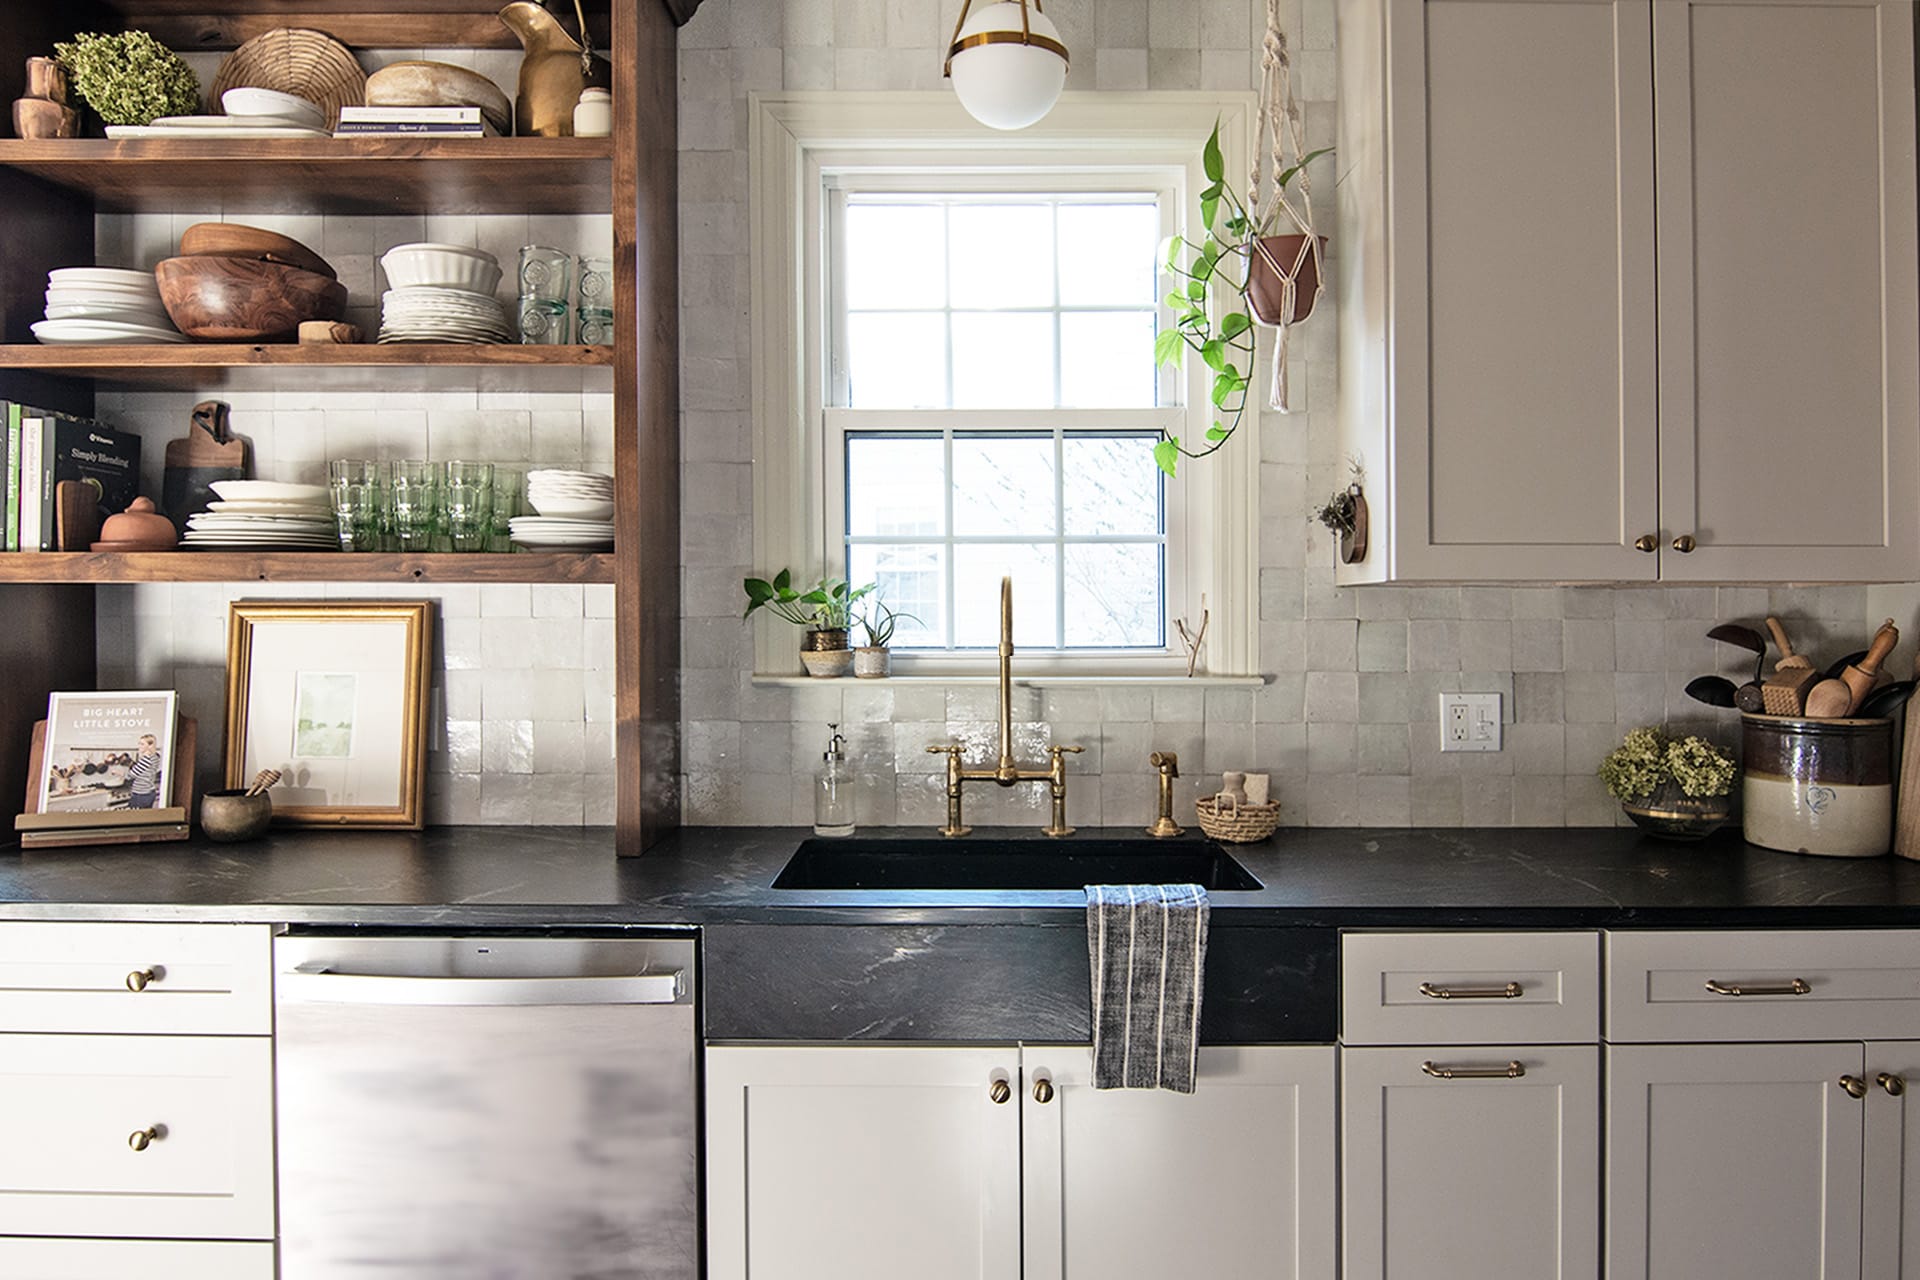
[278,966,687,1007]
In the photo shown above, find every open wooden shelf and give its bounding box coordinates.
[0,551,614,584]
[89,1,622,49]
[0,138,612,214]
[0,343,615,391]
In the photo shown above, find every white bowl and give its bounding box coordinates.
[222,87,327,128]
[529,496,616,520]
[380,244,504,296]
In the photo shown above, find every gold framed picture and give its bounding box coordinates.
[223,601,434,829]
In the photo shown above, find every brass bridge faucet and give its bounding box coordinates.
[926,576,1083,837]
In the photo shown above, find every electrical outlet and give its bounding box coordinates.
[1440,692,1502,752]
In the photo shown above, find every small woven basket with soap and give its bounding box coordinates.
[1195,794,1282,844]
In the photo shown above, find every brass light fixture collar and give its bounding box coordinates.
[943,0,1071,77]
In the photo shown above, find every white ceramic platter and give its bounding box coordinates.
[222,87,327,128]
[210,480,330,502]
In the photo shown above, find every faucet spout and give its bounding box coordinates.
[995,575,1018,783]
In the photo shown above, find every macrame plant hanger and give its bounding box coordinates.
[1246,0,1323,412]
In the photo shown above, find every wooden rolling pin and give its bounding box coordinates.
[1804,618,1898,718]
[1761,616,1819,714]
[1895,651,1920,860]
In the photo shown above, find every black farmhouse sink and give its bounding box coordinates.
[772,837,1263,891]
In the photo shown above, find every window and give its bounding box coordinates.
[750,93,1260,677]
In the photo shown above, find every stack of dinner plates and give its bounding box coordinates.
[33,268,187,345]
[378,285,514,343]
[182,480,337,551]
[526,469,615,519]
[508,516,614,550]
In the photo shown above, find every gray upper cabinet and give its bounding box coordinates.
[1337,0,1918,583]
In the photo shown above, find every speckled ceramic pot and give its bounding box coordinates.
[1741,713,1893,857]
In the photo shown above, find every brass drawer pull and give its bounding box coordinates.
[1878,1073,1907,1097]
[1422,1060,1526,1080]
[125,967,163,992]
[1033,1077,1054,1104]
[989,1079,1011,1105]
[1418,981,1523,1000]
[128,1124,166,1151]
[1704,978,1810,997]
[1840,1075,1868,1099]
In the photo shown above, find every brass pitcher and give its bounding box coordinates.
[498,0,610,137]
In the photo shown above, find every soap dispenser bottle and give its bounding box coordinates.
[814,723,855,837]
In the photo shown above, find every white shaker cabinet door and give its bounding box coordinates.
[1608,1042,1866,1280]
[1364,0,1660,581]
[1342,1045,1599,1280]
[704,1045,1021,1280]
[1862,1042,1918,1280]
[1020,1045,1337,1280]
[1652,0,1918,581]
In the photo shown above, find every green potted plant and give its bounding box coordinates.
[1599,726,1737,841]
[742,569,874,678]
[1153,121,1332,476]
[852,599,920,679]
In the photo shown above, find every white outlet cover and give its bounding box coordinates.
[1440,692,1502,752]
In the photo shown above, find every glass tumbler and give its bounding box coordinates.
[331,482,386,553]
[442,461,496,553]
[519,245,573,302]
[576,255,614,345]
[388,460,442,552]
[490,468,523,552]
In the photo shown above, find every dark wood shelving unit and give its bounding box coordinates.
[0,138,612,214]
[0,0,684,854]
[0,551,615,584]
[0,343,615,390]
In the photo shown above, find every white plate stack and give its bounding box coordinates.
[377,244,511,344]
[183,481,338,551]
[513,469,615,549]
[34,268,187,345]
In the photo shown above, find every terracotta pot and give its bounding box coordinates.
[93,496,178,551]
[1246,234,1328,326]
[200,789,273,842]
[800,649,853,679]
[853,647,891,678]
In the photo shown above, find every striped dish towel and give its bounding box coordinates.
[1085,883,1210,1092]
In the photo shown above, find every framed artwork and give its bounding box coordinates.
[36,690,179,815]
[224,601,434,829]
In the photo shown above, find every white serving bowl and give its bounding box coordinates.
[529,495,616,520]
[380,243,504,296]
[222,87,327,129]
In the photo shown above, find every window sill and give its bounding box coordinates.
[749,673,1267,688]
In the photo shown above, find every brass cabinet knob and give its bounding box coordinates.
[1672,534,1697,553]
[128,1125,164,1151]
[1840,1075,1868,1099]
[989,1079,1011,1105]
[1879,1072,1908,1097]
[1634,534,1657,553]
[1033,1077,1054,1104]
[125,967,161,992]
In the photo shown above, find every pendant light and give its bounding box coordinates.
[943,0,1070,131]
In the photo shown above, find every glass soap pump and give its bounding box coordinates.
[814,723,855,837]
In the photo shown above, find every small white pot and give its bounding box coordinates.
[853,647,891,678]
[800,648,853,678]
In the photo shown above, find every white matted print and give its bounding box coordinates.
[224,602,433,828]
[37,690,178,814]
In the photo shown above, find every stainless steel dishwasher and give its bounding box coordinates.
[274,932,697,1280]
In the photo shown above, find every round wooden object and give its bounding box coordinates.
[179,223,335,280]
[212,29,366,129]
[155,256,349,343]
[365,61,512,136]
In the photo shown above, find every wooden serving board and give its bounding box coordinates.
[162,401,250,538]
[1894,652,1920,861]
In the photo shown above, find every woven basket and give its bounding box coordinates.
[1194,794,1282,844]
[213,29,366,128]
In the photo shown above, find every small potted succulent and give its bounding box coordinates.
[742,569,874,678]
[852,600,920,679]
[1599,726,1737,841]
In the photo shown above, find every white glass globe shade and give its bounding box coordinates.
[948,2,1069,131]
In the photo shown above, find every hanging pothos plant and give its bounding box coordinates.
[1152,121,1331,478]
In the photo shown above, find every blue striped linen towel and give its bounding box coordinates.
[1085,883,1210,1092]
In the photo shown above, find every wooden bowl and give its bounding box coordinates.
[155,256,349,342]
[178,223,335,280]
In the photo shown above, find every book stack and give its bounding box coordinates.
[333,106,499,138]
[2,405,141,553]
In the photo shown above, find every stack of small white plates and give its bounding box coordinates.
[34,268,186,345]
[183,481,337,551]
[526,469,615,520]
[378,285,513,344]
[509,516,614,550]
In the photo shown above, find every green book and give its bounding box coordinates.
[3,403,19,553]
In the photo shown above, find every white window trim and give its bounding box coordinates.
[748,90,1261,678]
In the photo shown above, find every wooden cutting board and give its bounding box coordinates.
[1894,651,1920,860]
[161,401,250,538]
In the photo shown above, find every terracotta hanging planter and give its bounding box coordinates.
[1247,233,1328,327]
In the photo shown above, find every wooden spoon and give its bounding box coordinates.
[1806,621,1898,717]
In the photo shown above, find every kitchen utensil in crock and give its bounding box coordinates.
[1765,617,1814,669]
[1684,676,1739,709]
[1806,622,1898,718]
[1761,616,1820,714]
[1857,680,1918,720]
[1826,650,1869,680]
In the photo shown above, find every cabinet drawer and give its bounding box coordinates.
[1606,929,1920,1042]
[0,1034,275,1240]
[1342,932,1600,1044]
[0,923,270,1035]
[0,1238,275,1280]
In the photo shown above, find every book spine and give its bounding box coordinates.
[2,402,15,553]
[333,124,493,136]
[337,106,483,122]
[17,417,42,553]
